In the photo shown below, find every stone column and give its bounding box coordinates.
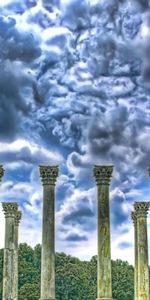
[131,211,138,300]
[13,211,22,300]
[134,202,150,300]
[2,202,18,300]
[39,166,59,300]
[93,165,113,300]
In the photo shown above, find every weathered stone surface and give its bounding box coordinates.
[131,211,138,300]
[39,166,59,300]
[94,166,113,300]
[94,165,113,185]
[134,202,150,300]
[2,202,18,300]
[13,211,22,300]
[39,166,59,185]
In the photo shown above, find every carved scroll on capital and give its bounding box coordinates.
[134,202,150,218]
[15,211,22,226]
[0,165,4,181]
[93,165,113,185]
[2,202,18,218]
[131,211,137,224]
[39,166,59,185]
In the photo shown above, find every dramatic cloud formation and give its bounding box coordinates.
[0,0,150,263]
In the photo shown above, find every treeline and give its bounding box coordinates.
[0,243,134,300]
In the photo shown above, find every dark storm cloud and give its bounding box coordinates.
[0,1,37,14]
[56,177,74,207]
[90,0,124,23]
[61,0,90,31]
[111,190,129,227]
[65,232,88,242]
[0,16,41,62]
[0,14,42,140]
[42,0,60,11]
[88,105,129,156]
[132,0,149,11]
[62,196,95,226]
[118,242,132,249]
[0,61,34,139]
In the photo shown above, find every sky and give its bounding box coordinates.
[0,0,150,265]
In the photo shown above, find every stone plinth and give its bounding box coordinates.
[2,202,18,300]
[94,166,113,300]
[134,202,150,300]
[39,166,59,300]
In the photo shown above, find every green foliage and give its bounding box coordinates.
[0,243,135,300]
[112,259,134,300]
[19,283,40,300]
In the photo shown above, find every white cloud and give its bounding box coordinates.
[0,139,63,166]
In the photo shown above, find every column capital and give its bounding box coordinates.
[0,165,4,181]
[2,202,18,218]
[39,166,59,185]
[134,201,150,218]
[15,211,22,226]
[93,165,113,185]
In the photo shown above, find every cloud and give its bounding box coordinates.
[65,232,88,242]
[110,188,132,228]
[60,0,90,31]
[118,241,132,249]
[57,187,96,232]
[0,15,41,61]
[0,61,34,140]
[111,222,134,264]
[0,139,63,166]
[132,0,149,11]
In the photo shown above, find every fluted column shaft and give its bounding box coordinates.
[134,202,150,300]
[2,202,18,300]
[94,166,113,300]
[40,166,59,300]
[13,211,22,300]
[131,212,138,300]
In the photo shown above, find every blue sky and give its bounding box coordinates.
[0,0,150,264]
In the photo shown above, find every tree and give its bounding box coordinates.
[112,259,134,300]
[19,283,40,300]
[0,243,141,300]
